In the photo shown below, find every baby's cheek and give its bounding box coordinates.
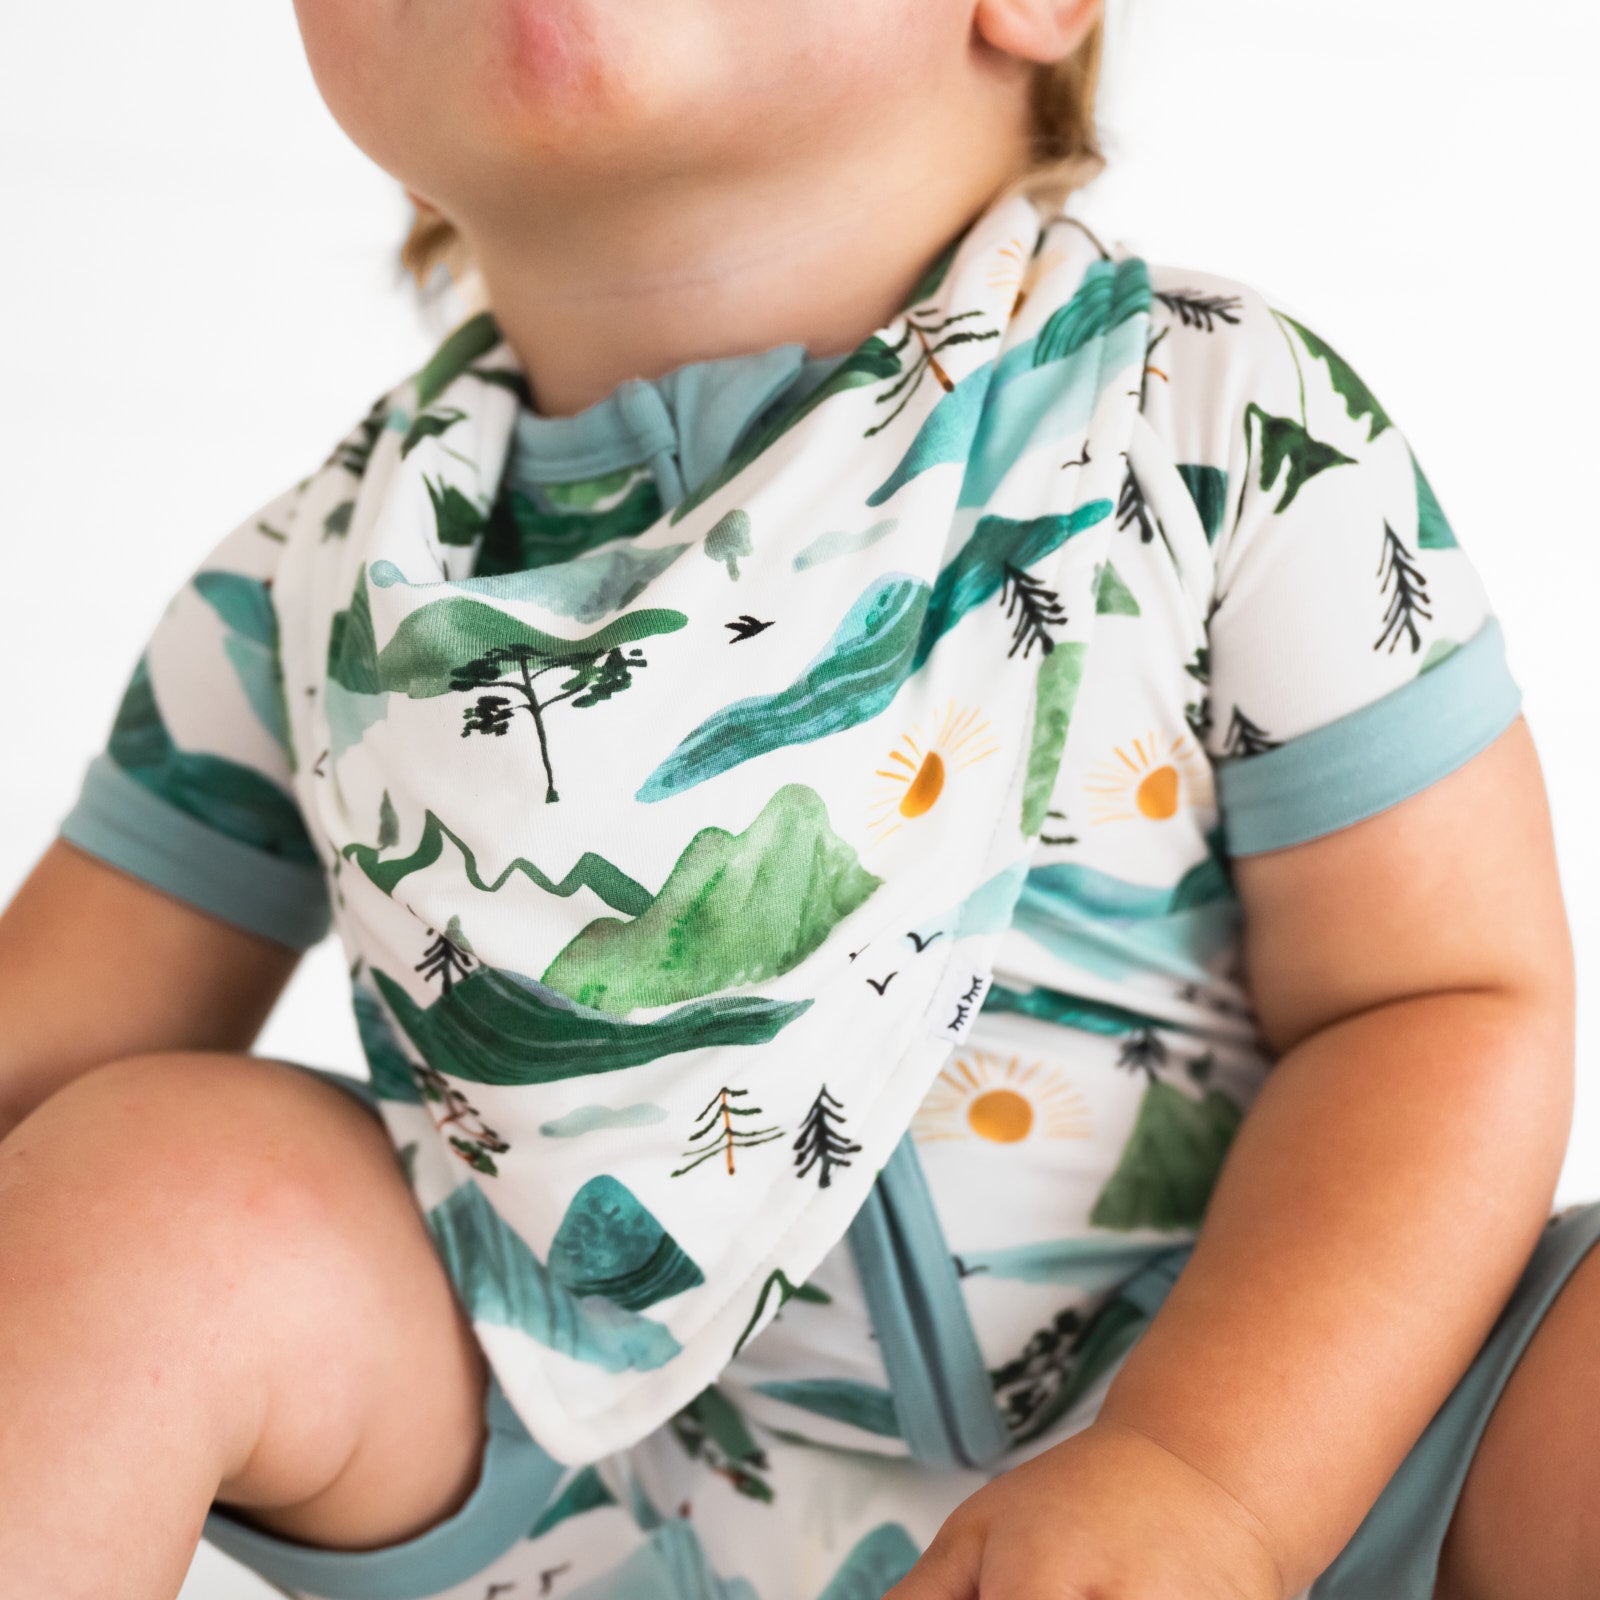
[291,0,480,185]
[290,0,404,146]
[499,0,602,92]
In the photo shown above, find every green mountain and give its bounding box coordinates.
[371,964,810,1087]
[542,784,881,1015]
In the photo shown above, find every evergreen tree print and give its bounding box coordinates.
[671,1087,783,1177]
[411,1056,510,1177]
[999,562,1067,658]
[1116,1026,1169,1083]
[990,1303,1088,1439]
[1182,645,1212,744]
[1220,706,1280,758]
[1154,288,1243,333]
[450,637,652,803]
[402,912,509,1174]
[416,915,475,993]
[1374,520,1432,654]
[1116,463,1158,543]
[865,307,999,437]
[792,1086,862,1189]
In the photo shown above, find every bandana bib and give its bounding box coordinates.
[273,189,1152,1465]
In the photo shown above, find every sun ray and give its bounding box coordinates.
[987,238,1029,301]
[865,700,1001,849]
[911,1049,1093,1144]
[1080,725,1212,828]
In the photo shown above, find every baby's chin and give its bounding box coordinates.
[459,1,767,181]
[303,0,824,200]
[485,0,673,125]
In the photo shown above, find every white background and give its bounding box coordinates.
[1,3,1597,1595]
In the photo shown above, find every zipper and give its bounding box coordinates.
[844,1132,1012,1470]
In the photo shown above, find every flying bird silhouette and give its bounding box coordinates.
[725,614,774,642]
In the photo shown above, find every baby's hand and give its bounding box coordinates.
[886,1418,1287,1600]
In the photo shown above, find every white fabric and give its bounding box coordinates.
[270,189,1152,1463]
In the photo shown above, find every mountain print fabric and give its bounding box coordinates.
[59,190,1520,1598]
[199,188,1164,1465]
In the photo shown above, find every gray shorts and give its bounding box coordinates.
[207,1062,1600,1600]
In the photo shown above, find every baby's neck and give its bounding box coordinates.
[458,117,1032,418]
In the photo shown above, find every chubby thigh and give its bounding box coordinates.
[0,1051,490,1582]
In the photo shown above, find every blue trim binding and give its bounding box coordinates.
[845,1135,1011,1470]
[1216,615,1522,856]
[57,753,331,950]
[202,1371,565,1600]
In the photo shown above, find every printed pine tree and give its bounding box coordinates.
[412,1058,510,1177]
[989,1303,1088,1439]
[1219,705,1279,758]
[999,562,1067,658]
[792,1085,863,1189]
[1375,520,1433,654]
[1182,645,1213,745]
[1116,464,1158,543]
[1116,1026,1169,1084]
[1154,287,1244,332]
[670,1087,783,1178]
[415,915,474,993]
[867,307,1000,435]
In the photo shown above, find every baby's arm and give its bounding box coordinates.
[0,841,300,1138]
[894,275,1572,1600]
[895,736,1571,1600]
[1088,280,1574,1590]
[1095,714,1572,1594]
[2,473,332,1136]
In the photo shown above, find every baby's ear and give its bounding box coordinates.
[974,0,1101,64]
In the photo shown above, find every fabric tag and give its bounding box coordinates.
[928,966,992,1044]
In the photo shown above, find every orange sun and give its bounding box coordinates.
[866,701,1001,848]
[912,1050,1092,1145]
[1081,728,1210,827]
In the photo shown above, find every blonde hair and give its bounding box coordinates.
[400,22,1106,293]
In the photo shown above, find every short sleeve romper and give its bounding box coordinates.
[55,247,1600,1600]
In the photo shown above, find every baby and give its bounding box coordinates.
[0,4,1590,1600]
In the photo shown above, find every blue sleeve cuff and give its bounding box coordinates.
[58,753,332,951]
[1215,615,1523,857]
